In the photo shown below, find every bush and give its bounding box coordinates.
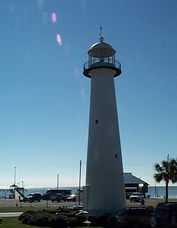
[19,210,55,227]
[29,212,54,226]
[88,215,97,226]
[87,214,110,227]
[67,215,85,227]
[19,210,36,224]
[49,215,68,228]
[77,215,86,224]
[68,216,78,227]
[42,209,58,214]
[20,214,31,224]
[106,216,118,228]
[19,209,86,228]
[97,215,109,227]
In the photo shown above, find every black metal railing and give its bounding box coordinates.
[83,58,121,71]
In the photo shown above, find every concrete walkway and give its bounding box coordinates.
[0,212,23,217]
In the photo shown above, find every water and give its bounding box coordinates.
[0,186,177,198]
[148,186,177,198]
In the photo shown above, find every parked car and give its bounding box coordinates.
[126,192,134,199]
[50,193,62,202]
[22,193,42,202]
[129,192,144,202]
[151,202,177,228]
[51,194,76,202]
[42,189,71,201]
[72,209,88,216]
[115,207,154,227]
[65,194,76,202]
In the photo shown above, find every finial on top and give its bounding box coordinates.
[99,26,104,43]
[99,26,103,36]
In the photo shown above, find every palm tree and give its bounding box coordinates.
[154,158,177,202]
[154,161,169,202]
[169,159,177,183]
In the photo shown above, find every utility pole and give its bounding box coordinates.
[14,167,16,186]
[166,154,170,203]
[78,160,82,205]
[155,180,157,198]
[167,154,170,163]
[57,174,59,189]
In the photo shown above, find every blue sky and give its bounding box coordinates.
[0,0,177,188]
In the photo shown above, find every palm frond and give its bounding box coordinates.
[153,158,177,184]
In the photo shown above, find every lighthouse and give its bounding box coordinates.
[83,31,125,215]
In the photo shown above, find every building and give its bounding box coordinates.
[124,173,149,198]
[10,184,24,200]
[83,31,125,215]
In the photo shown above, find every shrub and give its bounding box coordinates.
[42,209,58,214]
[19,210,36,224]
[29,212,53,226]
[97,215,109,226]
[106,216,118,228]
[20,214,31,224]
[19,209,86,228]
[19,210,55,227]
[49,215,68,228]
[88,215,97,226]
[68,216,78,227]
[67,215,85,227]
[77,215,86,224]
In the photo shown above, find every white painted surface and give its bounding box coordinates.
[0,212,23,217]
[84,67,125,214]
[14,189,23,201]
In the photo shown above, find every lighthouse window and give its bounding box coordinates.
[115,154,118,159]
[95,120,98,124]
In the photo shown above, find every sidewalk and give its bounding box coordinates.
[0,212,23,217]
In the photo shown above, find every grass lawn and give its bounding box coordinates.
[1,217,47,228]
[0,206,58,213]
[1,217,102,228]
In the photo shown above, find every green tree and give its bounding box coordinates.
[154,158,177,202]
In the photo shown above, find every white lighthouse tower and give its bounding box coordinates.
[83,31,125,215]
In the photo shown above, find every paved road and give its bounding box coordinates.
[0,212,23,217]
[1,198,177,212]
[0,199,77,208]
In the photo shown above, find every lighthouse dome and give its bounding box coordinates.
[88,36,116,58]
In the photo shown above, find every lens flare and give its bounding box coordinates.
[56,34,62,46]
[52,12,57,23]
